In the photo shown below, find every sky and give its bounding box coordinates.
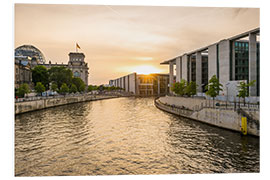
[15,4,259,85]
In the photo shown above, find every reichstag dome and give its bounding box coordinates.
[15,45,46,63]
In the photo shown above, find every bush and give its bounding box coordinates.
[79,83,86,92]
[70,84,77,93]
[51,82,58,92]
[35,82,46,95]
[88,85,98,92]
[59,83,69,95]
[171,80,186,96]
[16,83,30,98]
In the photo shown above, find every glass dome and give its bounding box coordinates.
[15,45,46,64]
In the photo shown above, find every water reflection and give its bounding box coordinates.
[15,97,259,176]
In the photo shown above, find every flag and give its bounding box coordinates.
[76,43,81,49]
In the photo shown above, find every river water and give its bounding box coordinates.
[15,97,259,176]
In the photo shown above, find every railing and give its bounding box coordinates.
[155,99,194,117]
[157,96,259,116]
[195,99,260,112]
[166,94,259,111]
[15,91,131,103]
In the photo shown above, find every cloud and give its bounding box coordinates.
[15,4,259,84]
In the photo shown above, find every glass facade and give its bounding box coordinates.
[191,58,196,82]
[233,40,260,96]
[234,41,249,81]
[138,74,169,96]
[202,56,208,92]
[153,75,169,95]
[188,55,208,92]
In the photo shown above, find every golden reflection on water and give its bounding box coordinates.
[15,97,259,176]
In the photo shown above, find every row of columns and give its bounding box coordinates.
[168,33,258,96]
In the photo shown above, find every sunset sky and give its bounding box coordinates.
[15,4,259,85]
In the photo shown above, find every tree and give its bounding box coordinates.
[108,86,116,91]
[98,85,104,91]
[69,84,77,93]
[59,83,69,95]
[49,67,73,89]
[238,80,256,105]
[72,77,85,91]
[185,81,198,97]
[16,83,30,98]
[35,82,45,95]
[171,80,186,96]
[79,83,86,92]
[32,65,49,90]
[51,82,58,92]
[205,75,223,101]
[88,85,98,92]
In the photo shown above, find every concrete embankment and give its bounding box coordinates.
[15,94,119,115]
[155,96,259,136]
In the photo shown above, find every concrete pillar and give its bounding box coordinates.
[249,33,257,96]
[208,44,217,80]
[182,54,188,81]
[196,52,202,92]
[169,61,174,93]
[176,57,181,82]
[218,40,230,89]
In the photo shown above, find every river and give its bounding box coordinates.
[15,97,259,176]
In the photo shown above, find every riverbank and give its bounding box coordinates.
[155,96,259,136]
[15,94,121,115]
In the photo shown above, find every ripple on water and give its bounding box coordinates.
[15,97,259,176]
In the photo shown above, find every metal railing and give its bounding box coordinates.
[15,91,132,103]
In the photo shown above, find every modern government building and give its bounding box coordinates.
[109,73,170,96]
[161,27,260,97]
[15,45,89,88]
[111,27,260,98]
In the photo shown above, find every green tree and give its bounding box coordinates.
[72,77,84,90]
[108,86,116,91]
[59,83,69,95]
[16,83,30,98]
[32,65,49,89]
[79,83,86,92]
[98,85,104,91]
[35,82,45,95]
[88,85,98,92]
[51,82,58,92]
[185,81,198,97]
[49,67,73,89]
[69,84,77,93]
[238,80,256,105]
[171,80,186,96]
[205,75,223,101]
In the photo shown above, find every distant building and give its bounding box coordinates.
[161,28,260,97]
[15,45,46,65]
[14,56,32,89]
[43,52,89,86]
[15,45,89,86]
[109,73,170,96]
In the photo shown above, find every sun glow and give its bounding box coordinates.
[132,65,163,75]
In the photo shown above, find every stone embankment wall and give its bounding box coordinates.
[15,95,118,115]
[156,96,259,136]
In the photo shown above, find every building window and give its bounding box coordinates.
[74,71,80,77]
